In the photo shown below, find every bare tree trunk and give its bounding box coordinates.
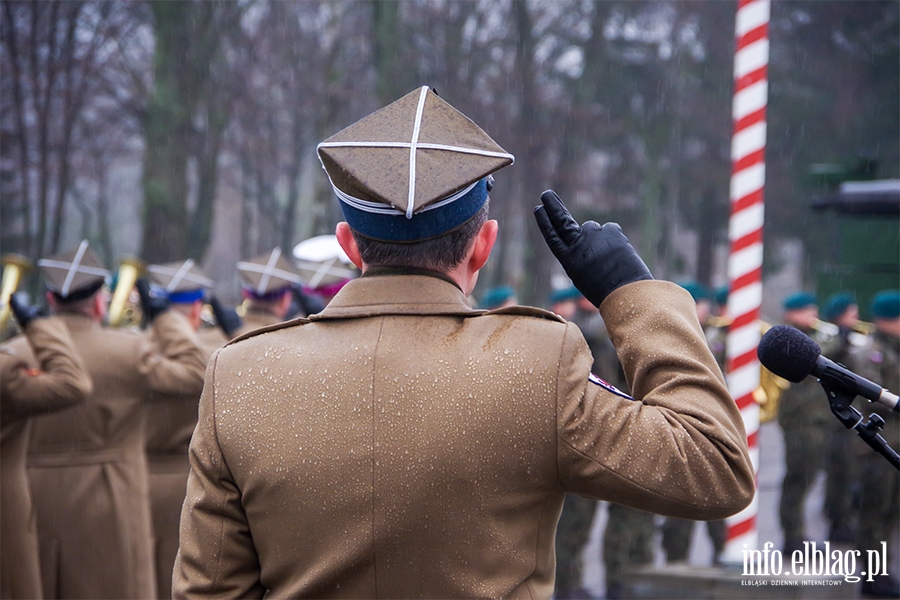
[49,2,83,254]
[1,2,34,256]
[34,2,60,257]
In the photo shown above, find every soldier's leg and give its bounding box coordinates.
[825,420,857,543]
[628,509,655,567]
[661,518,693,563]
[779,423,827,553]
[604,505,654,600]
[857,453,900,598]
[555,494,597,596]
[706,519,727,564]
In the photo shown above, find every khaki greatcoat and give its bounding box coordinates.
[0,317,93,599]
[146,325,228,599]
[174,276,755,599]
[16,310,206,599]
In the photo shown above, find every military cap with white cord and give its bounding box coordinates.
[236,248,303,300]
[147,259,215,304]
[317,86,515,242]
[292,235,357,293]
[38,240,111,302]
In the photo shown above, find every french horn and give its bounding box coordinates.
[107,255,145,327]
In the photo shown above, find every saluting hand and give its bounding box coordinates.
[534,189,653,307]
[208,296,242,338]
[9,293,46,330]
[135,278,169,326]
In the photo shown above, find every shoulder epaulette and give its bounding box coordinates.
[482,305,566,323]
[224,316,311,348]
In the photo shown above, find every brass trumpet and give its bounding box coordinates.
[107,255,145,327]
[0,253,34,335]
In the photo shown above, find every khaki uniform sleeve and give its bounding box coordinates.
[0,317,92,419]
[138,310,207,397]
[557,280,755,520]
[173,349,265,599]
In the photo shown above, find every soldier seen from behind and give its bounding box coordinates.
[173,86,753,599]
[16,241,207,599]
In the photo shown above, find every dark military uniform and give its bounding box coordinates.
[777,321,839,552]
[824,322,869,542]
[853,319,899,596]
[0,317,92,599]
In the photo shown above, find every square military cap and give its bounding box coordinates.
[38,240,110,301]
[317,86,515,242]
[237,247,303,297]
[148,259,214,303]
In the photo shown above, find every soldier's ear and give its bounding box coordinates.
[335,222,364,270]
[469,219,498,273]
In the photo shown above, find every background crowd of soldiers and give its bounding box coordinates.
[0,237,897,599]
[478,281,899,599]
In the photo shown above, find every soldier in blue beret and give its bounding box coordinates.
[852,290,900,598]
[776,291,846,555]
[820,292,866,545]
[479,285,517,310]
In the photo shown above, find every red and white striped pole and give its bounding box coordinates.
[722,0,769,563]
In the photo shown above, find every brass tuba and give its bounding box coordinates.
[107,255,145,327]
[0,253,34,337]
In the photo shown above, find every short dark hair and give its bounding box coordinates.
[352,199,490,272]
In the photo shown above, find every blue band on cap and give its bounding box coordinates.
[338,178,489,242]
[169,289,206,304]
[243,286,292,302]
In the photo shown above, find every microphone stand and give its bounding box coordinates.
[821,381,900,470]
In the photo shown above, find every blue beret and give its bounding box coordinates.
[871,290,900,319]
[783,292,817,311]
[822,293,855,321]
[480,286,516,309]
[678,281,710,302]
[550,286,581,304]
[714,285,729,307]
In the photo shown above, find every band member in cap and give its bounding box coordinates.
[144,259,228,598]
[292,234,358,309]
[233,248,304,336]
[174,87,753,598]
[1,296,92,599]
[13,241,207,599]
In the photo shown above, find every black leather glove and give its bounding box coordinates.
[135,278,169,325]
[534,189,653,307]
[9,293,45,330]
[208,296,242,338]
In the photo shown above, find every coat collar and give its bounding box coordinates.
[310,273,481,321]
[54,311,101,331]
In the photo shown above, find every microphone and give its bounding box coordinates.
[758,325,899,412]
